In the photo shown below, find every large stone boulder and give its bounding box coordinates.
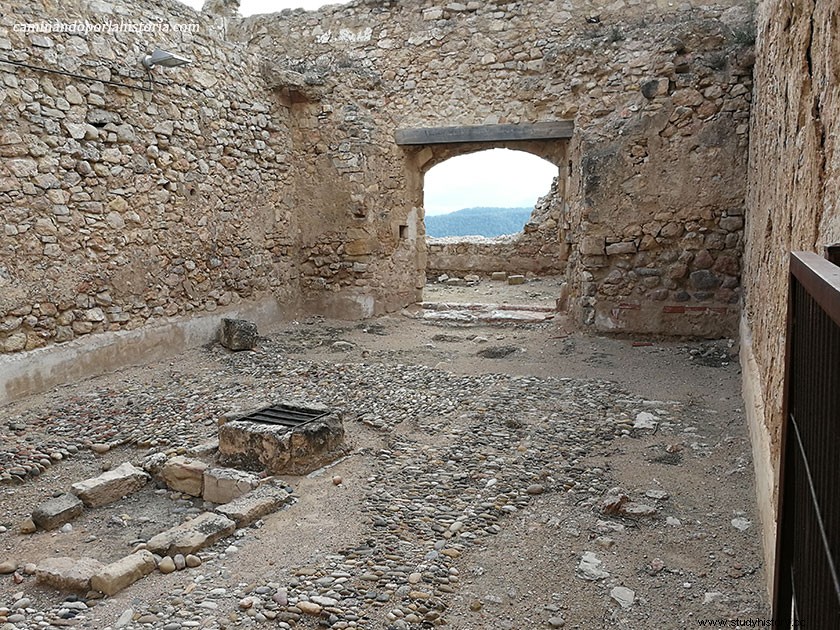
[219,318,258,351]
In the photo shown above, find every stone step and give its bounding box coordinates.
[145,512,236,557]
[71,462,150,508]
[406,301,557,325]
[417,301,556,312]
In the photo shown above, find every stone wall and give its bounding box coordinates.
[0,0,297,354]
[0,0,755,360]
[427,233,567,278]
[564,9,753,336]
[741,0,840,579]
[234,0,754,335]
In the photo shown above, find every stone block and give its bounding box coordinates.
[507,275,526,285]
[202,467,260,504]
[713,254,740,276]
[90,550,156,596]
[605,242,637,256]
[36,557,104,592]
[218,405,346,475]
[719,216,744,232]
[690,270,722,290]
[160,456,208,496]
[215,483,290,527]
[71,462,150,508]
[641,77,669,99]
[579,236,606,255]
[32,493,83,530]
[219,318,258,351]
[146,512,236,556]
[345,239,372,256]
[491,271,507,281]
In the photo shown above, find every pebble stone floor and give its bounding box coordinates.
[0,327,768,630]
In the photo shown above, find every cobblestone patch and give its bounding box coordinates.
[0,322,767,628]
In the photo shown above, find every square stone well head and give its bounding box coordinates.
[217,402,345,475]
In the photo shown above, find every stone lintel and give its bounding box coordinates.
[394,121,574,146]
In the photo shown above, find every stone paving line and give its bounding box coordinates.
[1,338,732,629]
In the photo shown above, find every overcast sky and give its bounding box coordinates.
[179,0,557,216]
[424,150,557,216]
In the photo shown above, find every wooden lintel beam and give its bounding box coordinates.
[394,121,574,146]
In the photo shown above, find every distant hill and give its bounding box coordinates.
[425,207,532,238]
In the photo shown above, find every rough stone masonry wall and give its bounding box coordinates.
[566,12,754,336]
[0,0,756,360]
[233,0,754,335]
[0,0,296,354]
[742,0,840,577]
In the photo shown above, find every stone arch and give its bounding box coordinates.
[416,139,567,174]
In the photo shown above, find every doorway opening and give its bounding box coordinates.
[424,149,557,239]
[419,147,567,317]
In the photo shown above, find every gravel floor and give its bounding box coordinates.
[0,310,769,629]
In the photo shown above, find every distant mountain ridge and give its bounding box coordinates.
[425,206,532,238]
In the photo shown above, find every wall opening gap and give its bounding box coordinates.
[421,148,562,307]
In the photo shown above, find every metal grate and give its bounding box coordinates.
[775,252,840,628]
[239,404,329,428]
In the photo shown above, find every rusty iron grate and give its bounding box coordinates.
[239,404,329,428]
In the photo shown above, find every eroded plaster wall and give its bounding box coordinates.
[742,0,840,578]
[235,0,754,335]
[0,0,297,354]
